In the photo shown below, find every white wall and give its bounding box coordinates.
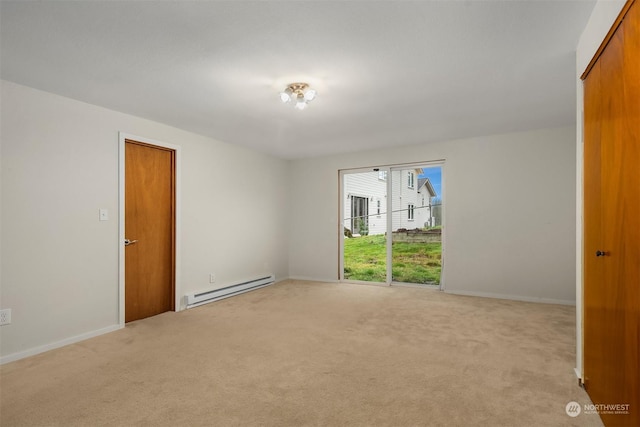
[0,80,289,361]
[289,126,577,304]
[574,0,626,379]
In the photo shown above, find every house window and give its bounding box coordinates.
[408,204,414,220]
[407,171,414,188]
[378,171,387,181]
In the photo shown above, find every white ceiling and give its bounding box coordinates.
[1,1,595,159]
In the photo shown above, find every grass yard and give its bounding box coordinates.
[343,234,441,284]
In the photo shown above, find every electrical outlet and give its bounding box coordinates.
[0,309,11,326]
[209,274,215,284]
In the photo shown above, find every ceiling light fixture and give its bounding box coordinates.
[279,83,316,110]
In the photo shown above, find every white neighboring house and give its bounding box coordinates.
[343,170,389,236]
[344,169,437,236]
[415,177,438,228]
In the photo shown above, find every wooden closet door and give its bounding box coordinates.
[125,140,176,322]
[583,1,639,425]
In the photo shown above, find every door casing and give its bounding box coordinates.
[118,132,182,326]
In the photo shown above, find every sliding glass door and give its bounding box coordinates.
[390,166,442,286]
[341,163,443,287]
[342,170,388,283]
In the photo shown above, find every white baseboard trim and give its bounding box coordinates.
[574,367,582,380]
[0,324,123,365]
[288,276,340,283]
[444,289,576,306]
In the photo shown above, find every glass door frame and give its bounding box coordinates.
[339,166,389,286]
[339,160,446,290]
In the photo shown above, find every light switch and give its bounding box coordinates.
[99,208,109,221]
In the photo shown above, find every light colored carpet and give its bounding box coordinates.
[1,280,602,426]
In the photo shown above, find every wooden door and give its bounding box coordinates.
[125,140,175,322]
[583,1,639,425]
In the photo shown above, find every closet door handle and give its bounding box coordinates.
[595,250,607,257]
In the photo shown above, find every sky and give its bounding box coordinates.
[419,167,442,198]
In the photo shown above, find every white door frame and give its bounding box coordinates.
[118,132,182,326]
[339,160,445,289]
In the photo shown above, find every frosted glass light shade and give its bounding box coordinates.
[304,89,316,101]
[279,88,293,103]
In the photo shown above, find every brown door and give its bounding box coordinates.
[125,140,175,322]
[583,1,639,425]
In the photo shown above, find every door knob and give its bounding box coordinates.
[595,250,606,257]
[124,239,138,246]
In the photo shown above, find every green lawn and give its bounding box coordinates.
[343,234,441,284]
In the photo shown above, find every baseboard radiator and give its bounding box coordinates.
[185,274,275,309]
